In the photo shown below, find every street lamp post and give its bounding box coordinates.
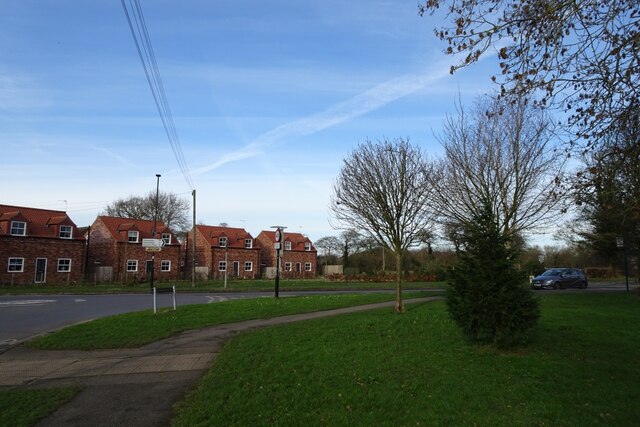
[271,225,286,298]
[616,237,629,292]
[151,174,161,291]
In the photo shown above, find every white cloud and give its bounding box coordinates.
[192,56,459,175]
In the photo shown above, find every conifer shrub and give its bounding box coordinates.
[446,205,540,348]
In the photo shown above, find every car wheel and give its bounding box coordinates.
[554,282,561,290]
[578,281,587,289]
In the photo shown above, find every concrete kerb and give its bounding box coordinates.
[1,296,443,426]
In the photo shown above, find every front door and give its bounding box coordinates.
[233,261,240,277]
[35,258,47,283]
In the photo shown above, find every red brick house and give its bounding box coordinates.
[0,204,86,285]
[256,230,317,279]
[192,225,260,279]
[87,216,181,284]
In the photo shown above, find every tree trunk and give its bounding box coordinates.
[395,250,404,313]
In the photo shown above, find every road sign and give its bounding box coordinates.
[142,238,165,248]
[145,246,162,252]
[274,228,282,242]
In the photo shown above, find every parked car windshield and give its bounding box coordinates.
[540,269,565,276]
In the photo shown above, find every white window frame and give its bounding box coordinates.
[10,221,26,236]
[161,233,172,245]
[244,239,253,249]
[304,242,311,251]
[127,231,139,243]
[161,260,171,272]
[126,259,138,272]
[284,241,292,251]
[57,258,72,272]
[284,262,292,272]
[244,261,253,271]
[59,225,73,239]
[8,257,24,272]
[219,236,227,247]
[305,262,312,272]
[219,261,227,271]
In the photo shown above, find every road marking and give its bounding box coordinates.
[206,296,228,303]
[73,299,86,303]
[0,299,57,307]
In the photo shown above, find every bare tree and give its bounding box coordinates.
[434,96,566,241]
[330,138,438,313]
[314,236,342,257]
[103,191,191,234]
[419,0,639,151]
[340,229,363,267]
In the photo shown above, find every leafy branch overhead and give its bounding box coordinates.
[420,0,640,147]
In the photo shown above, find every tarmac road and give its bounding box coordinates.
[0,292,260,352]
[0,289,414,352]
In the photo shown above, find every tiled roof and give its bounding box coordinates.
[258,230,316,252]
[196,225,255,249]
[0,204,81,239]
[95,216,178,244]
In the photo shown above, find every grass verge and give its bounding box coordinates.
[172,292,640,426]
[27,292,435,350]
[0,387,80,427]
[0,280,445,295]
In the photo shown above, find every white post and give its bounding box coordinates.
[224,250,228,289]
[153,287,157,314]
[172,286,176,310]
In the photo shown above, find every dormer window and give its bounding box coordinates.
[304,242,311,251]
[59,225,73,239]
[127,230,139,243]
[162,233,171,245]
[284,241,292,251]
[244,238,253,249]
[10,221,26,236]
[219,236,227,247]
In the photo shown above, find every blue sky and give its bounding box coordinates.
[1,0,499,243]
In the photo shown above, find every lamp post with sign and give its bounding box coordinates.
[616,237,629,292]
[271,226,286,298]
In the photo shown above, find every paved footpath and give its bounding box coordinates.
[0,297,441,426]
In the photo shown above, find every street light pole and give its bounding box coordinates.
[151,174,161,291]
[271,225,286,298]
[616,237,629,292]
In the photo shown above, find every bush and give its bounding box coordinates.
[446,206,540,348]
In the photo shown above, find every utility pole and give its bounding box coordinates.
[191,189,196,287]
[151,174,161,291]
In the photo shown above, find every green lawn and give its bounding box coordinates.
[28,292,434,350]
[172,293,640,426]
[0,387,80,427]
[11,292,640,426]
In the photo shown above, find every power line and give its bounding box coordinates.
[121,0,195,190]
